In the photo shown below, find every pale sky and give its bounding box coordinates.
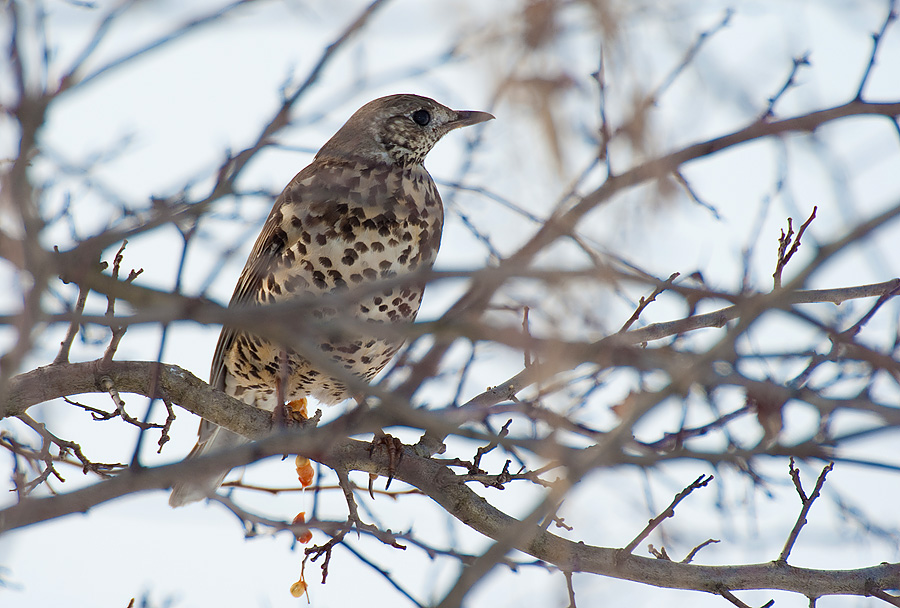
[1,1,899,607]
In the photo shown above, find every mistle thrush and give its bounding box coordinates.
[169,94,493,506]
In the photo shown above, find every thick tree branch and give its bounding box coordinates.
[0,415,896,601]
[1,360,898,601]
[2,360,270,437]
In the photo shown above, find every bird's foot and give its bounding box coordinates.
[367,431,404,498]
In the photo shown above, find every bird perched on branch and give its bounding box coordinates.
[170,94,493,506]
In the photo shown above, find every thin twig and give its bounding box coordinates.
[717,585,753,608]
[223,0,392,183]
[338,541,424,607]
[682,538,720,564]
[674,171,721,219]
[101,241,138,367]
[522,306,533,368]
[95,375,166,433]
[837,280,900,341]
[335,467,364,530]
[773,207,817,289]
[564,570,577,608]
[619,272,680,333]
[592,47,611,170]
[620,9,733,140]
[53,283,90,364]
[763,53,811,119]
[15,413,124,493]
[855,1,898,100]
[66,1,251,92]
[221,479,422,497]
[644,407,751,451]
[470,419,512,473]
[778,458,834,563]
[621,474,713,555]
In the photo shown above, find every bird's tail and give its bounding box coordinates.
[168,426,249,507]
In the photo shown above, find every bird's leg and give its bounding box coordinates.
[272,352,290,425]
[367,431,404,498]
[272,351,309,427]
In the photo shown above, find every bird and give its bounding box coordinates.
[169,94,494,506]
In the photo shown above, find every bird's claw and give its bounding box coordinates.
[367,432,404,498]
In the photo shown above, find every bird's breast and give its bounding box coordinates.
[264,166,443,304]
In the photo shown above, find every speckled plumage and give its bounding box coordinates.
[169,94,493,506]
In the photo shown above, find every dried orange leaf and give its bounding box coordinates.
[291,512,313,544]
[295,455,315,488]
[295,456,315,487]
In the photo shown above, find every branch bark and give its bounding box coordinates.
[1,360,898,601]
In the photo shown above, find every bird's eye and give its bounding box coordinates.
[412,109,431,126]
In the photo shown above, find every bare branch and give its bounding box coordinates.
[682,539,720,564]
[773,207,817,289]
[619,272,679,333]
[66,1,254,93]
[778,459,834,564]
[620,474,714,555]
[855,1,899,100]
[3,5,900,604]
[763,53,811,119]
[0,423,896,600]
[53,283,90,364]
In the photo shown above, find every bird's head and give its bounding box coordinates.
[317,94,494,167]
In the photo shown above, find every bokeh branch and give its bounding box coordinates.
[2,2,900,606]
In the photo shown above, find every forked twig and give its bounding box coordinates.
[773,207,817,289]
[101,241,143,368]
[778,458,834,563]
[619,272,680,334]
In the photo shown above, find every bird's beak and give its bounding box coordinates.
[449,110,495,129]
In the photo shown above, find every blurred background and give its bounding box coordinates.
[1,1,899,606]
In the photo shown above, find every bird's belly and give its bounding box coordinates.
[224,293,420,407]
[225,221,432,407]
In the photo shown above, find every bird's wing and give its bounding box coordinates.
[200,166,318,445]
[207,157,362,399]
[209,182,299,389]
